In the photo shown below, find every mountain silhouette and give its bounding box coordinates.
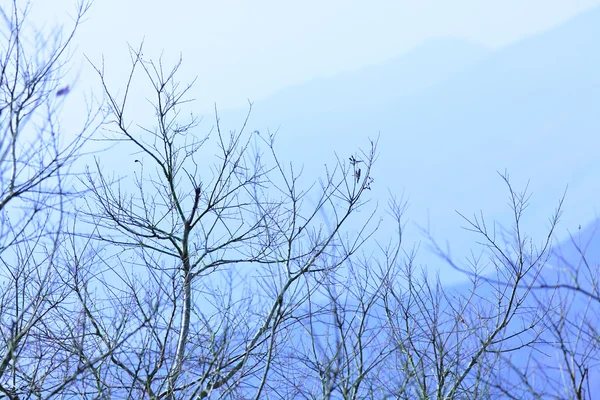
[218,6,600,278]
[217,8,600,396]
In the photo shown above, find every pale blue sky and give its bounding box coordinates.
[22,0,600,281]
[33,0,600,111]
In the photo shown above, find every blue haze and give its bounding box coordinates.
[217,7,600,281]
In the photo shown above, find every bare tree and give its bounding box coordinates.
[386,174,564,400]
[490,222,600,400]
[66,44,383,399]
[1,2,586,399]
[247,173,566,400]
[0,0,114,397]
[246,174,564,400]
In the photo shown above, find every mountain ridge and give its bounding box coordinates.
[219,5,600,276]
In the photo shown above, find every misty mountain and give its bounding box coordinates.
[222,6,600,277]
[255,38,490,118]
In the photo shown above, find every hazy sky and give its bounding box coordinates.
[19,0,600,282]
[32,0,600,111]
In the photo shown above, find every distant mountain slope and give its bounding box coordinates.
[218,10,600,394]
[224,6,600,275]
[258,38,490,116]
